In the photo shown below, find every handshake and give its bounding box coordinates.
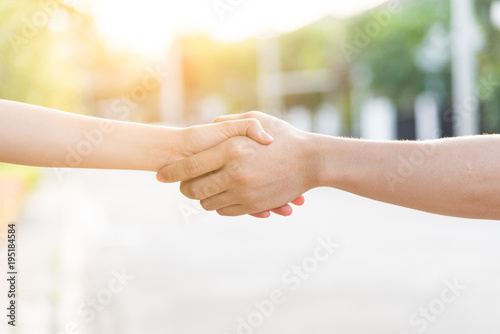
[1,100,312,219]
[155,111,313,218]
[4,99,499,221]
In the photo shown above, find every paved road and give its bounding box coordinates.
[3,168,500,334]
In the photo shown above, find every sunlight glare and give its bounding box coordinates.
[90,0,389,58]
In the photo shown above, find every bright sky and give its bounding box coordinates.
[76,0,388,58]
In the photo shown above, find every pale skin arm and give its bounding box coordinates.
[0,99,273,170]
[157,111,500,220]
[0,101,301,218]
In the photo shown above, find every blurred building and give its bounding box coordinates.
[150,0,500,139]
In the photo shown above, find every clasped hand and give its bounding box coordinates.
[157,112,314,218]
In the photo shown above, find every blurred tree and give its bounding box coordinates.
[0,1,157,119]
[180,34,258,119]
[475,0,500,133]
[0,1,77,111]
[0,1,161,188]
[280,17,349,131]
[348,0,451,113]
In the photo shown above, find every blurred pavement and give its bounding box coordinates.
[2,168,500,334]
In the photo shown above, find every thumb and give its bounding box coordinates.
[212,118,273,145]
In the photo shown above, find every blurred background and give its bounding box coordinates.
[2,0,500,333]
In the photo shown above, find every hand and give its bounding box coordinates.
[158,116,295,218]
[166,118,274,164]
[156,111,318,217]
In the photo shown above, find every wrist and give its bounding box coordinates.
[296,131,328,190]
[147,126,182,171]
[303,133,351,189]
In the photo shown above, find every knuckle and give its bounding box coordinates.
[246,111,260,118]
[159,168,175,182]
[201,181,220,197]
[233,170,251,185]
[246,118,260,128]
[200,199,214,211]
[184,159,200,177]
[180,182,201,200]
[227,143,247,159]
[225,159,243,174]
[213,169,231,186]
[216,209,231,217]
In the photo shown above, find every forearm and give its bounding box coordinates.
[311,134,500,220]
[0,100,177,171]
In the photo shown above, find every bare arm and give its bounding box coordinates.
[0,100,273,171]
[157,111,500,220]
[315,134,500,220]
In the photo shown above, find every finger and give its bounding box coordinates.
[210,196,302,216]
[216,205,246,217]
[181,173,231,201]
[213,112,256,124]
[269,196,305,216]
[270,205,293,216]
[291,195,305,206]
[217,203,286,217]
[157,146,226,183]
[200,192,237,211]
[250,211,271,218]
[212,118,272,145]
[255,198,303,217]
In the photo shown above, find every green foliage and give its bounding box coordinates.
[475,0,500,132]
[348,0,451,111]
[0,1,77,111]
[181,34,259,114]
[280,18,345,72]
[3,0,500,135]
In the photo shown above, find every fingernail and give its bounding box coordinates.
[156,173,166,183]
[259,131,273,142]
